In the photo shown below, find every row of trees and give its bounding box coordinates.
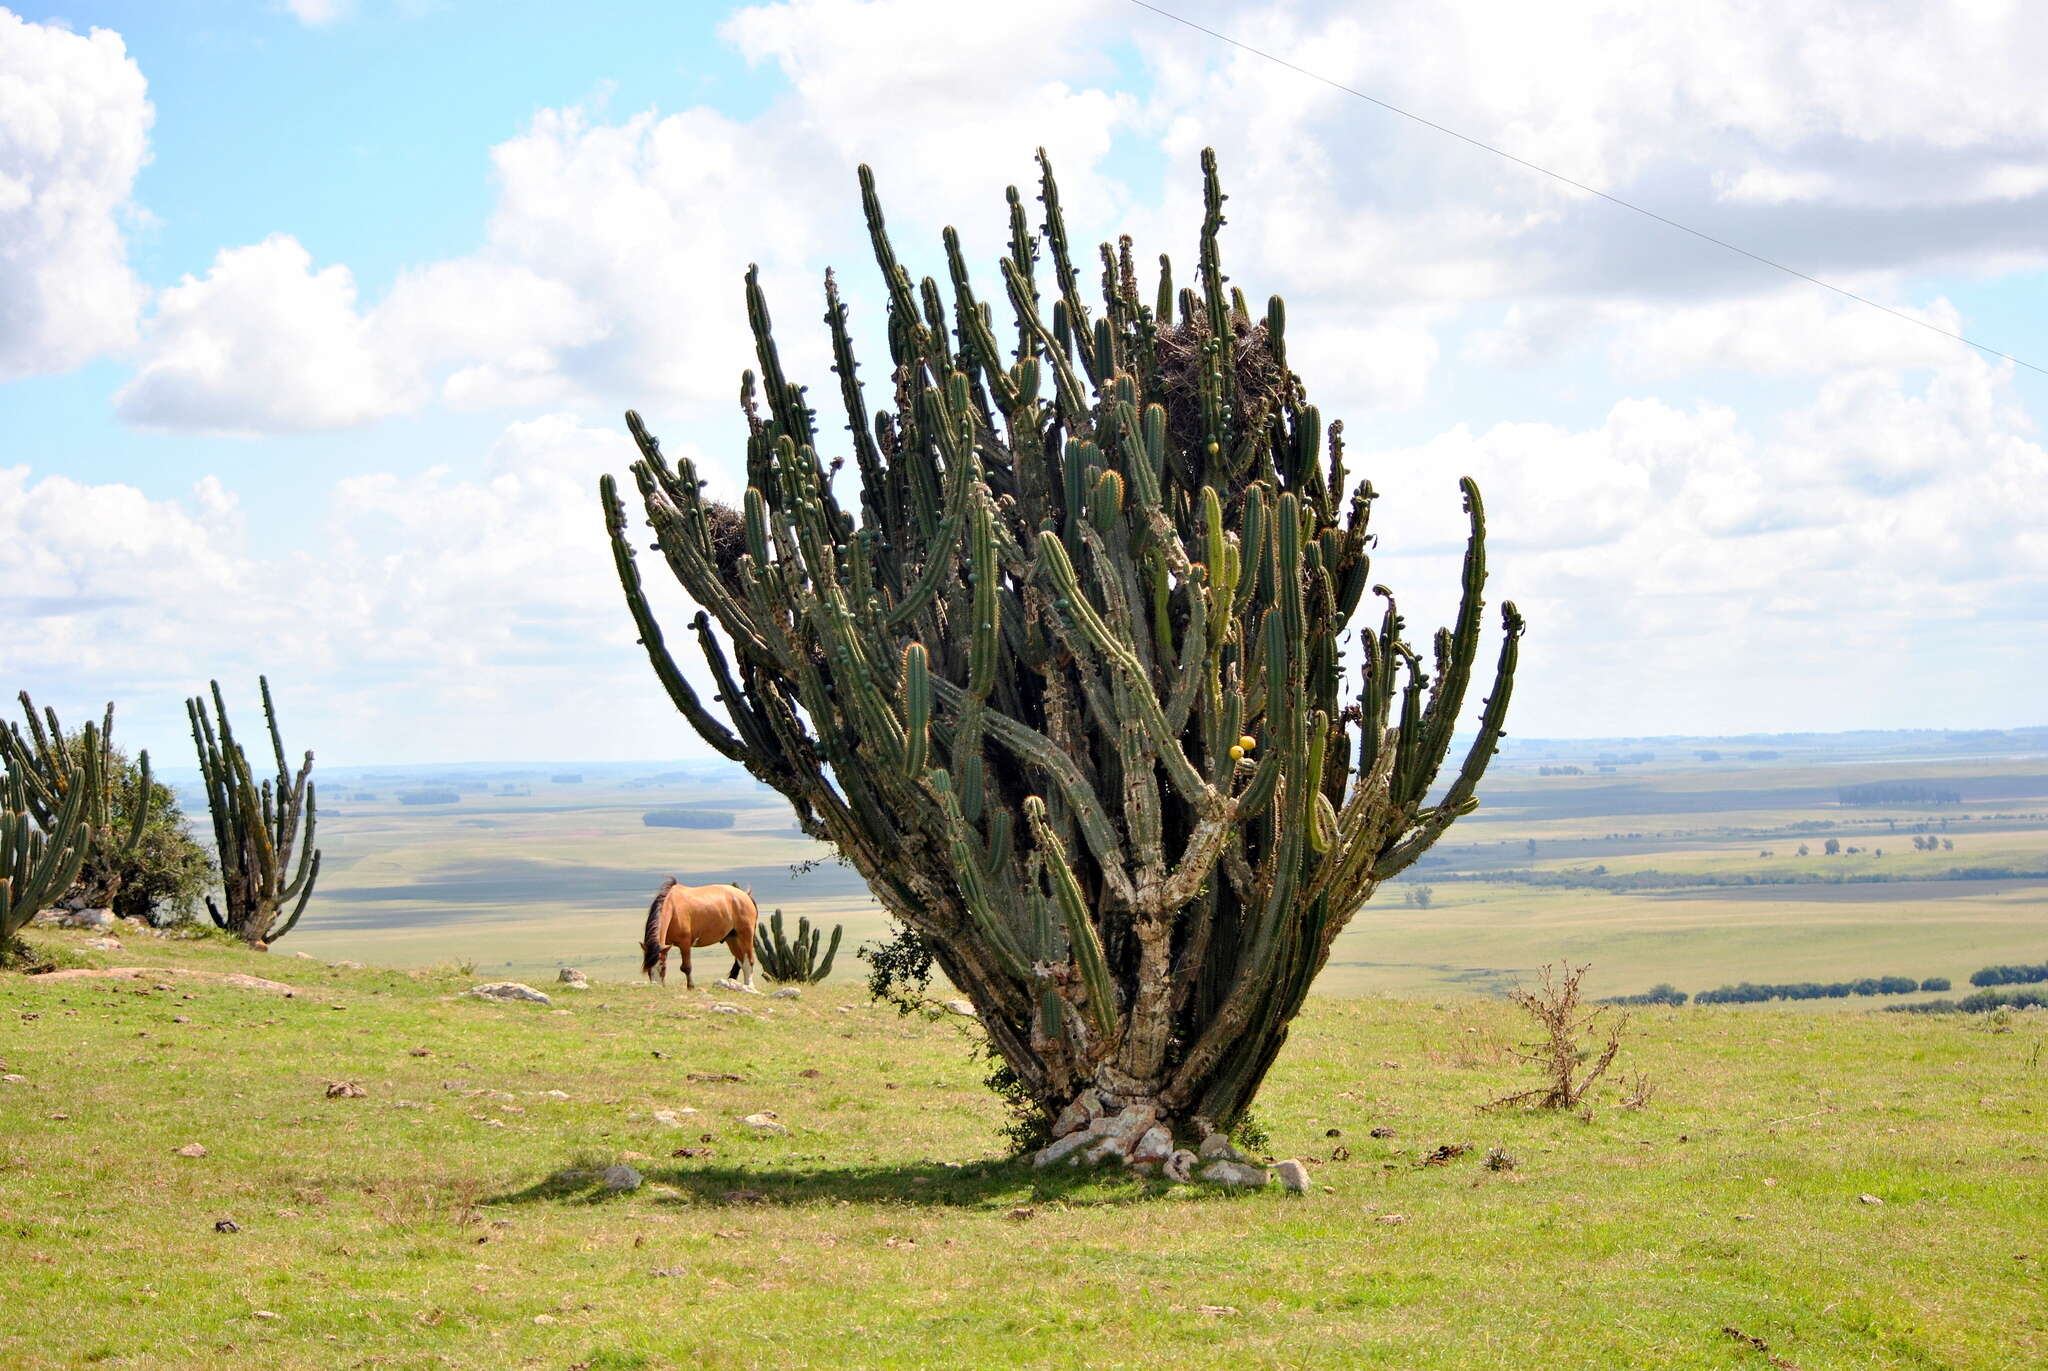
[1692,976,1939,1004]
[1969,960,2048,987]
[0,680,320,962]
[1890,988,2046,1015]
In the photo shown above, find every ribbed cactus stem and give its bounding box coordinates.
[188,677,319,947]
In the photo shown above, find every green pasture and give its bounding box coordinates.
[2,929,2042,1370]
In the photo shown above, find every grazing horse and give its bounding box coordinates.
[640,878,759,989]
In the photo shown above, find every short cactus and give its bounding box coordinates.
[0,693,147,910]
[187,678,320,948]
[754,908,843,984]
[1,728,100,960]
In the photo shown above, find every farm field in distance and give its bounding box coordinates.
[273,733,2048,1006]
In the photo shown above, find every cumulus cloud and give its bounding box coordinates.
[0,9,152,378]
[283,0,354,25]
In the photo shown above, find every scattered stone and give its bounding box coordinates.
[1375,1213,1406,1225]
[1733,1213,1757,1222]
[532,1313,557,1325]
[467,982,550,1005]
[741,1112,788,1136]
[1197,1305,1239,1316]
[1273,1159,1311,1193]
[600,1164,643,1192]
[1164,1149,1197,1183]
[171,1015,190,1024]
[709,1004,743,1016]
[651,1265,689,1278]
[1132,1126,1174,1166]
[769,987,801,1000]
[324,1081,366,1099]
[213,1218,239,1233]
[292,951,315,959]
[1378,1060,1402,1070]
[83,936,121,952]
[61,908,115,930]
[712,977,760,994]
[1197,1132,1242,1162]
[1369,1126,1397,1139]
[1420,1142,1471,1166]
[537,1089,569,1099]
[943,998,976,1017]
[1032,1131,1094,1169]
[332,960,364,970]
[1482,1147,1517,1172]
[556,968,589,988]
[1,1074,25,1085]
[1198,1160,1268,1188]
[252,1309,280,1321]
[1859,1193,1885,1206]
[175,1143,208,1158]
[686,1072,744,1083]
[650,1109,699,1128]
[798,1068,821,1079]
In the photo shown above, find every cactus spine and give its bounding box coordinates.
[602,149,1521,1152]
[754,908,844,985]
[187,678,320,948]
[1,728,101,959]
[0,694,148,910]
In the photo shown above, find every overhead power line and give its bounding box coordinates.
[1125,0,2048,380]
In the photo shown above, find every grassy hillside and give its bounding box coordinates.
[3,928,2043,1369]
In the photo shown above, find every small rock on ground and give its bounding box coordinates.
[1273,1159,1310,1193]
[468,982,550,1005]
[175,1143,208,1158]
[709,1003,743,1015]
[943,998,976,1017]
[741,1112,788,1136]
[601,1164,643,1192]
[1198,1160,1268,1188]
[769,987,801,999]
[83,936,121,951]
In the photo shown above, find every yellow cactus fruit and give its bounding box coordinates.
[1237,734,1257,751]
[1228,744,1245,761]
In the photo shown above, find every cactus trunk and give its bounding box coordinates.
[1,695,148,912]
[187,678,320,948]
[602,150,1520,1159]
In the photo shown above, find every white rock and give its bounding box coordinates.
[1032,1128,1098,1168]
[556,967,589,984]
[1197,1132,1242,1162]
[742,1112,788,1135]
[2,1073,27,1085]
[943,998,977,1017]
[710,1003,743,1015]
[600,1164,642,1192]
[61,908,115,930]
[83,936,121,951]
[468,982,551,1005]
[1273,1159,1310,1193]
[1198,1160,1268,1188]
[650,1108,699,1127]
[1164,1149,1198,1183]
[1132,1126,1174,1166]
[769,987,801,999]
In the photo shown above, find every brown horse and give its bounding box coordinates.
[640,878,759,989]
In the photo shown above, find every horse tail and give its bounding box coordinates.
[641,877,677,978]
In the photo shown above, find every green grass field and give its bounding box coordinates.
[2,928,2043,1369]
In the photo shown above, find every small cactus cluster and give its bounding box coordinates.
[603,148,1518,1140]
[187,678,320,947]
[1,727,101,958]
[0,693,148,910]
[754,908,844,984]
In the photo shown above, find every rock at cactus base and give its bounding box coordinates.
[1272,1159,1310,1193]
[1198,1160,1269,1188]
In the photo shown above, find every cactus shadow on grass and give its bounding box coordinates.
[485,1157,1215,1209]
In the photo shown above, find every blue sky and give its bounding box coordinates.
[5,0,2047,765]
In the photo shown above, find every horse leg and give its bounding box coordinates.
[679,942,693,990]
[725,930,742,982]
[738,923,757,988]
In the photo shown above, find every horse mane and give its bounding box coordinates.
[641,877,677,975]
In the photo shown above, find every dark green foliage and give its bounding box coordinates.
[1968,960,2047,988]
[755,907,843,984]
[1,693,147,909]
[1838,782,1960,806]
[1694,977,1923,1004]
[860,921,936,1016]
[1890,988,2046,1014]
[1920,976,1951,991]
[1605,983,1688,1006]
[188,678,320,947]
[640,809,735,829]
[400,790,460,806]
[600,149,1519,1132]
[92,746,213,926]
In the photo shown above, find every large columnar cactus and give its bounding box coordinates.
[602,150,1521,1160]
[1,731,100,960]
[0,693,148,910]
[187,678,320,948]
[755,908,843,984]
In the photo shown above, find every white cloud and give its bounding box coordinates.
[114,234,398,435]
[0,8,152,378]
[284,0,354,25]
